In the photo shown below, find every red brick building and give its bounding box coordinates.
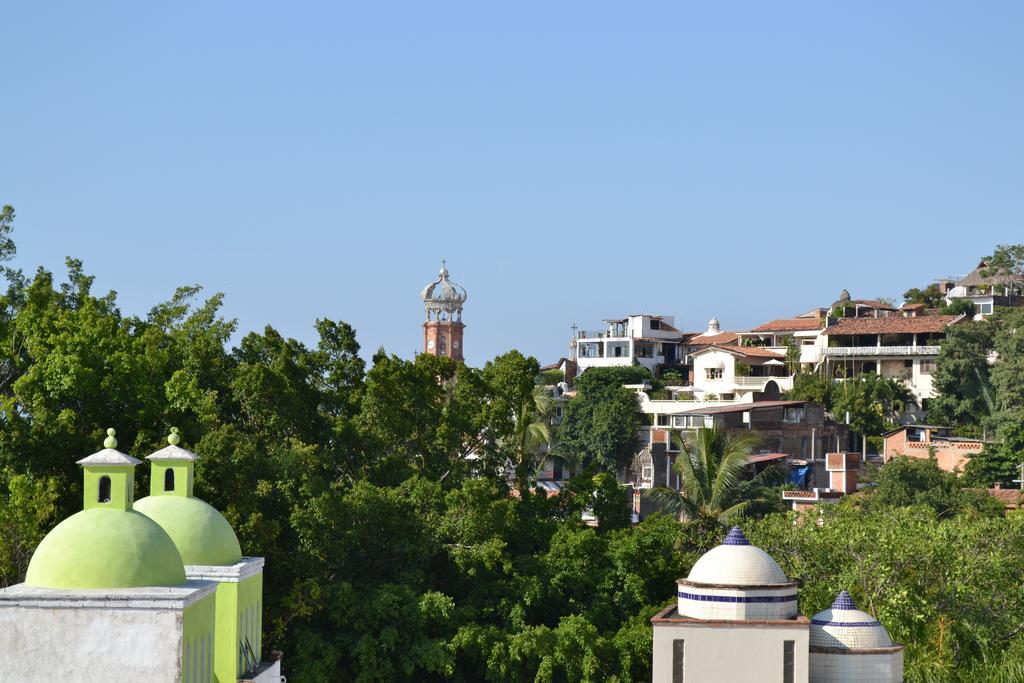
[882,425,986,474]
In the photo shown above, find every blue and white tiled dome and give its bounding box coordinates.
[808,591,904,682]
[810,591,894,650]
[677,527,798,621]
[686,526,789,585]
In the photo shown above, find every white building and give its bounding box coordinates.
[651,527,903,683]
[944,259,1024,318]
[573,314,686,374]
[690,345,794,401]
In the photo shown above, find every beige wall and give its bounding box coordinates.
[653,621,809,683]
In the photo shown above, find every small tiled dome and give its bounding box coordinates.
[687,527,789,586]
[810,591,894,649]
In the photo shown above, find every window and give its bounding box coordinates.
[98,476,111,503]
[650,319,661,330]
[783,407,805,424]
[705,368,723,380]
[439,335,447,353]
[165,468,175,492]
[641,466,654,485]
[920,360,936,374]
[672,639,685,683]
[783,640,794,683]
[977,302,993,315]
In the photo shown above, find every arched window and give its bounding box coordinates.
[98,476,111,503]
[164,468,175,492]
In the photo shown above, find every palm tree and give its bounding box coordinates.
[646,426,764,525]
[507,385,556,493]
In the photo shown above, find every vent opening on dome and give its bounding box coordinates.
[164,468,175,492]
[98,476,111,503]
[722,526,751,546]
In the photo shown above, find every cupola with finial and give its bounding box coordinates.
[77,427,142,511]
[134,428,242,566]
[420,259,467,361]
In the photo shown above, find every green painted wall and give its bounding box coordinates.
[83,466,135,511]
[150,461,194,497]
[212,571,263,683]
[183,591,216,683]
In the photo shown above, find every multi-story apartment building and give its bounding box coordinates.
[820,314,965,405]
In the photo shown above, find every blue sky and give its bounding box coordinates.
[3,2,1022,366]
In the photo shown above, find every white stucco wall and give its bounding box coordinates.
[0,605,181,682]
[0,582,214,683]
[653,620,809,683]
[693,349,736,394]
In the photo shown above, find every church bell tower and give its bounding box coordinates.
[420,260,467,361]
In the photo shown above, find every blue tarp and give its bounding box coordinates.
[789,465,810,487]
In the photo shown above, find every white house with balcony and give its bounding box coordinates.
[573,314,685,374]
[821,315,965,404]
[690,346,794,402]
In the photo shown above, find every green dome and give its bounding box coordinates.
[26,509,187,589]
[134,495,243,566]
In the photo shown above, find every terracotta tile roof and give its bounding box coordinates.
[687,331,740,345]
[824,315,963,335]
[985,488,1024,509]
[751,318,824,332]
[719,345,785,359]
[900,303,926,310]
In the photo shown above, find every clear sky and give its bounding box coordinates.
[3,2,1022,366]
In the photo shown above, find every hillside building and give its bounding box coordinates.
[944,259,1024,318]
[882,424,986,474]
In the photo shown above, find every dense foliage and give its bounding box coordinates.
[2,208,1023,682]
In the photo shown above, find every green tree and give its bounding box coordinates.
[929,320,995,433]
[980,243,1024,282]
[504,385,555,493]
[558,368,641,471]
[863,454,1001,518]
[903,284,944,307]
[787,371,831,407]
[831,374,910,453]
[990,308,1024,426]
[646,427,761,525]
[784,340,801,374]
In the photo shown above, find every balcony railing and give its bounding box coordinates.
[823,345,940,357]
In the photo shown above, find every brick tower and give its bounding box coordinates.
[420,260,467,361]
